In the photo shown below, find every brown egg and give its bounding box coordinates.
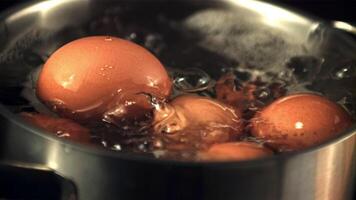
[198,142,273,161]
[21,112,91,143]
[153,95,244,146]
[37,36,172,123]
[251,93,353,151]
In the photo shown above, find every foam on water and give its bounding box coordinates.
[184,9,304,72]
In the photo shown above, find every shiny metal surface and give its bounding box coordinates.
[0,0,355,200]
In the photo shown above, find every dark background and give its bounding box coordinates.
[275,0,356,23]
[0,0,355,23]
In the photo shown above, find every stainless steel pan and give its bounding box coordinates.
[0,1,355,200]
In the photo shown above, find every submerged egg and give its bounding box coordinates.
[37,36,172,123]
[21,112,91,143]
[251,93,353,151]
[198,142,273,161]
[153,95,244,145]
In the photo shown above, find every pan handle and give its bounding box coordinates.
[331,21,356,36]
[0,160,77,200]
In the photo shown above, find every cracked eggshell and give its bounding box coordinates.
[37,36,172,122]
[153,95,244,144]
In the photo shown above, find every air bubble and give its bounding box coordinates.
[144,34,165,54]
[127,33,137,40]
[112,144,122,151]
[172,68,213,92]
[333,63,356,79]
[153,139,164,148]
[138,140,149,152]
[278,70,293,81]
[101,141,107,147]
[124,30,146,44]
[254,87,271,100]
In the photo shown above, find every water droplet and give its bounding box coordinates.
[112,144,122,151]
[127,32,137,40]
[138,142,148,151]
[56,130,70,138]
[278,70,293,80]
[153,139,164,148]
[334,68,349,79]
[124,30,145,44]
[254,87,270,100]
[332,62,356,79]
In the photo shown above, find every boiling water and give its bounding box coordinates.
[1,4,356,160]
